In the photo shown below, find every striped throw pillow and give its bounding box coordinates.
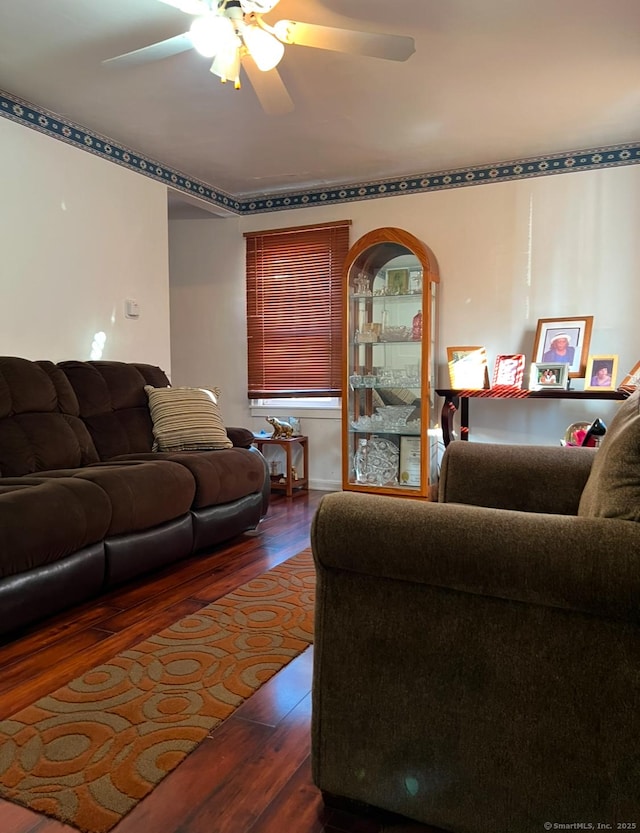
[144,386,232,451]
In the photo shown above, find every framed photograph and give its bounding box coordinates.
[531,316,593,379]
[492,354,525,388]
[399,435,421,487]
[584,355,618,391]
[619,360,640,392]
[446,346,488,389]
[386,268,409,295]
[529,362,569,390]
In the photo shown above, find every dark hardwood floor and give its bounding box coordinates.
[0,491,443,833]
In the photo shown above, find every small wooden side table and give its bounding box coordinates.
[253,435,309,497]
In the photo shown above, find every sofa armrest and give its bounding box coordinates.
[438,441,596,514]
[248,445,271,515]
[225,426,255,448]
[312,491,640,624]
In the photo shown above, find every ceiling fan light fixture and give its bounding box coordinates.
[190,12,235,58]
[242,24,284,71]
[210,42,241,87]
[272,19,295,45]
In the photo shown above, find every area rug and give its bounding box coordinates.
[0,549,315,833]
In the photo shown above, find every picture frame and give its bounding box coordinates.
[386,268,410,295]
[529,362,569,390]
[446,346,488,389]
[584,354,618,391]
[399,435,421,487]
[491,354,525,389]
[531,316,593,379]
[619,360,640,392]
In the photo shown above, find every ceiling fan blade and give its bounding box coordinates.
[241,54,294,115]
[103,32,193,67]
[238,0,281,11]
[274,20,415,62]
[157,0,210,14]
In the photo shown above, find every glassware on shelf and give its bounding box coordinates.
[379,325,411,342]
[400,419,421,435]
[355,322,379,343]
[350,406,420,434]
[349,374,378,389]
[352,436,399,486]
[376,368,420,388]
[405,364,420,386]
[376,405,415,428]
[409,270,423,294]
[353,438,369,483]
[350,413,383,432]
[352,273,372,296]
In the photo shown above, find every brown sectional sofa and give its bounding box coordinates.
[0,356,269,636]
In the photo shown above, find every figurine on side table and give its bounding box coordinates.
[266,417,294,439]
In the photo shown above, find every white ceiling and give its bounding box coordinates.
[1,0,639,212]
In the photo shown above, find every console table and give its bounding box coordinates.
[435,388,629,446]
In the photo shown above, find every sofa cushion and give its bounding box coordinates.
[38,461,196,536]
[578,391,640,521]
[59,361,161,458]
[0,357,100,475]
[144,386,232,452]
[36,361,82,416]
[0,477,111,578]
[0,414,101,476]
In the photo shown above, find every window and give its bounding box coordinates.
[245,219,351,399]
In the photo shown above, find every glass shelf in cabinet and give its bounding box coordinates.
[349,382,422,391]
[353,338,419,345]
[349,427,422,436]
[374,293,423,300]
[351,292,422,299]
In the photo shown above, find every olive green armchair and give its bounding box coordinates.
[311,393,640,833]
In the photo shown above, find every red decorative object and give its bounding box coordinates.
[411,309,422,340]
[492,354,525,389]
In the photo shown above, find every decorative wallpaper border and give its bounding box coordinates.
[2,89,639,216]
[0,91,241,213]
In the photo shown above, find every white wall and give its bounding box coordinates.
[169,164,640,490]
[8,114,635,491]
[0,118,171,368]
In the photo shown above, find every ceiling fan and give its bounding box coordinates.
[104,0,415,115]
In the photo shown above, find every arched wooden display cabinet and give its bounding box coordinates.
[342,227,440,498]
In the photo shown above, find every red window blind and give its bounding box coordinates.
[245,219,351,399]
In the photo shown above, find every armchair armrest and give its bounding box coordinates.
[312,491,640,624]
[438,441,596,514]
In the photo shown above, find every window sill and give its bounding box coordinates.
[250,404,341,420]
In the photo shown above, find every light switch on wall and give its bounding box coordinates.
[125,299,140,319]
